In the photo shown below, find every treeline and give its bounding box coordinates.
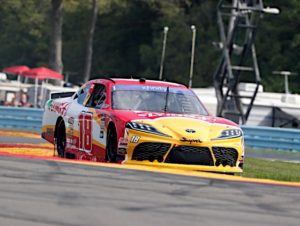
[0,0,299,92]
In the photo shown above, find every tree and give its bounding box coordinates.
[49,0,63,73]
[83,0,99,82]
[0,0,49,68]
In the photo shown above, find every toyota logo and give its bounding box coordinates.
[185,129,196,133]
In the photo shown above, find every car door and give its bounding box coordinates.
[85,83,108,158]
[65,83,92,154]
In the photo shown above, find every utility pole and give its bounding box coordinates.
[189,25,196,88]
[273,71,298,94]
[159,26,169,80]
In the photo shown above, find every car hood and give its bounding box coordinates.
[113,110,240,142]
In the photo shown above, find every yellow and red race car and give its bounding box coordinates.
[42,78,244,173]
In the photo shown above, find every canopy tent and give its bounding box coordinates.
[3,65,30,74]
[20,67,64,108]
[21,66,64,80]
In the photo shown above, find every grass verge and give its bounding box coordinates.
[243,157,300,182]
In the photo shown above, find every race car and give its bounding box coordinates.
[42,78,244,173]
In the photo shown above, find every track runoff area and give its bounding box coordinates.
[0,130,299,189]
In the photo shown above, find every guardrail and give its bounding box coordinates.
[0,106,299,151]
[242,126,300,151]
[0,106,43,132]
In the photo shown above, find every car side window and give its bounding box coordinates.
[76,84,91,105]
[86,84,106,109]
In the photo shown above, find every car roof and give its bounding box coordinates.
[90,78,188,89]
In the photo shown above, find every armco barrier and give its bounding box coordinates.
[0,106,43,132]
[0,106,299,151]
[242,126,300,151]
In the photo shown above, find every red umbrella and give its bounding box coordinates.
[21,66,64,80]
[3,65,30,74]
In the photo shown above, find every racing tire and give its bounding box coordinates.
[106,127,118,163]
[56,120,66,158]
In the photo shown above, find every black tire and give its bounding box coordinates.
[56,120,66,158]
[106,127,118,163]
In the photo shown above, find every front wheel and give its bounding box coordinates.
[105,127,118,163]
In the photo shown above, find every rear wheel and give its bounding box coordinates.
[56,120,66,158]
[106,127,117,163]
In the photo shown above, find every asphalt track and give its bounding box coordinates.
[0,156,300,226]
[0,130,300,226]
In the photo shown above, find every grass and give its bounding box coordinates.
[247,148,300,158]
[243,157,300,182]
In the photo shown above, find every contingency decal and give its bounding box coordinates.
[98,113,106,139]
[66,116,77,150]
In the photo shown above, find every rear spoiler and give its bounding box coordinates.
[50,91,75,99]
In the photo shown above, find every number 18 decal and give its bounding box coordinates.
[79,113,92,152]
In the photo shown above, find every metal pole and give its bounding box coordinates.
[34,77,38,108]
[189,25,196,88]
[159,26,169,80]
[273,71,298,94]
[284,73,289,94]
[65,72,69,83]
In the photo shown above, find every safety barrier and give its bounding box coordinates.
[0,106,299,151]
[242,126,300,151]
[0,106,43,132]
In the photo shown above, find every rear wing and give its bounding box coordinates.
[50,91,75,99]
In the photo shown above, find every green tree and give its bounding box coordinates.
[0,0,49,68]
[49,0,63,73]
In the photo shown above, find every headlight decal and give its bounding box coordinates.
[126,122,171,137]
[212,129,243,140]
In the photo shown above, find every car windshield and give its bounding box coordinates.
[112,85,208,115]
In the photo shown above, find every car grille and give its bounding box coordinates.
[131,142,171,162]
[212,147,238,167]
[165,146,214,166]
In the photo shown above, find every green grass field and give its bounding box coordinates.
[243,157,300,182]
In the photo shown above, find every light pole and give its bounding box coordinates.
[273,71,298,94]
[159,26,169,80]
[189,25,196,88]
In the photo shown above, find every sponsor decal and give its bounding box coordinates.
[118,137,128,155]
[117,148,127,155]
[66,138,76,149]
[66,137,77,145]
[100,114,105,128]
[141,86,167,92]
[68,116,74,125]
[67,118,74,137]
[100,130,104,139]
[49,101,71,116]
[180,137,202,144]
[136,112,209,120]
[47,99,53,109]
